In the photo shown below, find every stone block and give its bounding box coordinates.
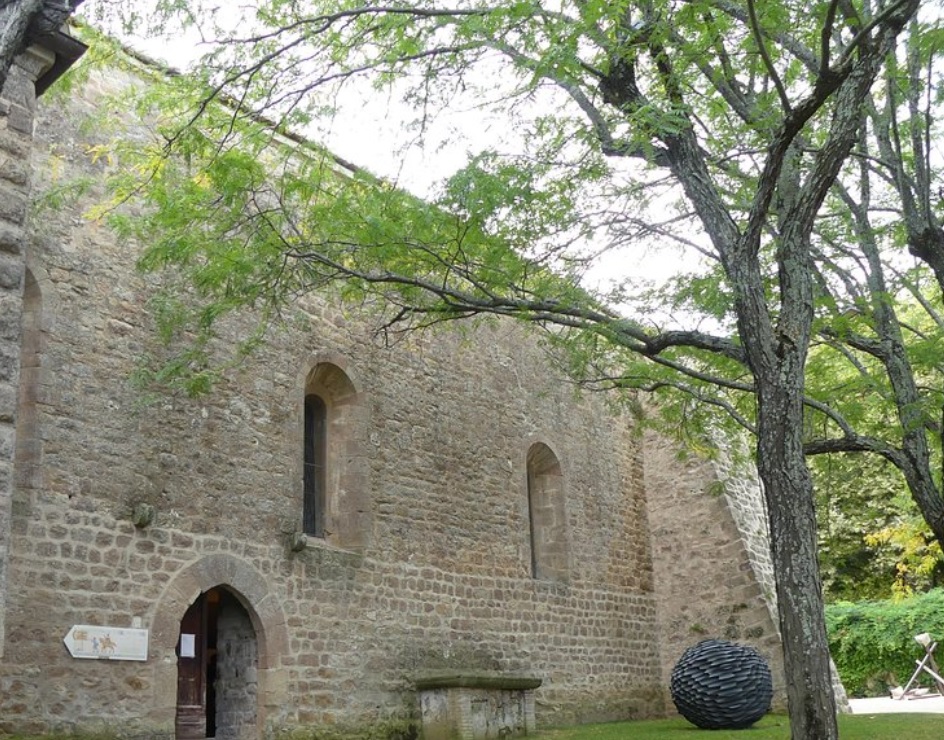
[0,424,12,457]
[0,384,12,418]
[0,437,8,470]
[15,45,56,87]
[415,675,542,740]
[0,128,28,159]
[150,660,178,709]
[0,185,27,224]
[0,252,23,289]
[0,153,28,186]
[0,221,23,254]
[0,345,18,382]
[6,104,33,135]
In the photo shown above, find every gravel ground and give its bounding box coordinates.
[849,695,944,714]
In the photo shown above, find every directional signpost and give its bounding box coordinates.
[63,624,149,661]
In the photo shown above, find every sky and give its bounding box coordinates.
[79,2,516,197]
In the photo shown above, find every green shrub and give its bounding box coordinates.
[826,588,944,696]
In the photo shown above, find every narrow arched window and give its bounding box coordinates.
[300,361,371,550]
[527,443,569,582]
[15,269,43,494]
[303,394,327,537]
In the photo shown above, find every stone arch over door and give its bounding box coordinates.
[150,554,290,739]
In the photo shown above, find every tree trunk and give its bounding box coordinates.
[756,373,838,740]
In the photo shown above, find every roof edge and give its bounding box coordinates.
[33,27,88,96]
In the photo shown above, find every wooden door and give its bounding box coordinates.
[176,596,207,740]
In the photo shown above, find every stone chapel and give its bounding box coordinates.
[0,29,786,740]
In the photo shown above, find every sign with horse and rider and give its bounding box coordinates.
[63,624,149,661]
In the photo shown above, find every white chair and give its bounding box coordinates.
[898,632,944,699]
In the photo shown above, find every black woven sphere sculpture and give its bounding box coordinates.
[670,639,773,730]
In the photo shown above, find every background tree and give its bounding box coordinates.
[806,297,944,603]
[77,2,938,738]
[813,452,943,601]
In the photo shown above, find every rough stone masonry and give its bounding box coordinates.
[0,36,59,664]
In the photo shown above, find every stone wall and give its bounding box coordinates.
[0,60,663,737]
[646,428,852,715]
[0,41,57,661]
[643,431,787,711]
[710,440,778,615]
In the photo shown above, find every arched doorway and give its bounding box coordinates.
[176,587,258,739]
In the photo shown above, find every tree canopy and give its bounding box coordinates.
[66,1,944,738]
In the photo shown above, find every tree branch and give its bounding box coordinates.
[746,0,791,111]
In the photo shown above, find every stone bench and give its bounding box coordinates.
[415,671,543,740]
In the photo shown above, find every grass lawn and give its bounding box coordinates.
[539,713,942,739]
[4,713,942,740]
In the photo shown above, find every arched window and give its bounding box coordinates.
[300,361,370,550]
[303,394,327,537]
[14,269,43,495]
[527,442,569,582]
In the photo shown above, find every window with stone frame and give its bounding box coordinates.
[526,442,570,582]
[301,361,370,550]
[14,269,44,496]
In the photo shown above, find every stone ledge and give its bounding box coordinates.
[414,671,543,691]
[292,531,366,562]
